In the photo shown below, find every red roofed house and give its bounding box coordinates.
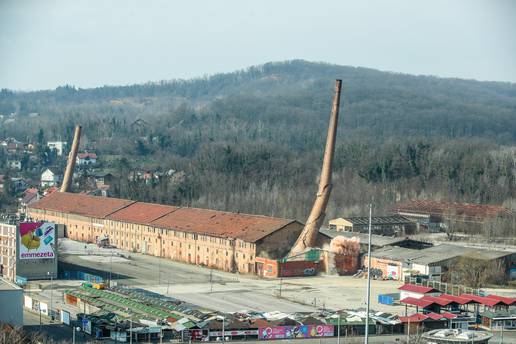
[399,284,441,300]
[76,152,97,166]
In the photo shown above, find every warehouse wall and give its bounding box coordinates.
[28,208,276,275]
[256,221,304,259]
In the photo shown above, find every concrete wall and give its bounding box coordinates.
[365,256,403,280]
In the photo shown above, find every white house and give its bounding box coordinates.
[7,160,21,170]
[41,168,61,187]
[47,141,67,156]
[76,152,97,166]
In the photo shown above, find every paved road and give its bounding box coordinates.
[24,309,93,343]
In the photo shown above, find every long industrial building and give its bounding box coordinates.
[27,192,304,274]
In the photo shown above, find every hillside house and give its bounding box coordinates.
[7,160,21,170]
[77,152,97,166]
[40,168,61,187]
[47,141,67,156]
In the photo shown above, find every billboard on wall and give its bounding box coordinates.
[259,325,334,340]
[19,222,56,260]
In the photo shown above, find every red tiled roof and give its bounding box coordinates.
[30,192,135,218]
[107,202,178,225]
[399,284,439,294]
[29,192,298,242]
[459,294,505,307]
[441,312,458,319]
[421,296,453,307]
[78,152,97,159]
[398,313,428,323]
[486,295,516,306]
[400,297,435,308]
[394,200,511,220]
[151,207,296,242]
[439,294,474,305]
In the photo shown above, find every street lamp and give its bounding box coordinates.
[47,271,54,321]
[216,315,225,342]
[72,326,81,344]
[125,307,133,344]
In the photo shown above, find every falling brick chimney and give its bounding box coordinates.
[289,80,342,256]
[60,125,81,193]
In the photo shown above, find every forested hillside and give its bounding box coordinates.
[1,60,515,225]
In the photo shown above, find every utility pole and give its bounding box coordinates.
[210,269,213,292]
[337,311,340,344]
[50,272,54,321]
[365,203,372,344]
[109,250,113,287]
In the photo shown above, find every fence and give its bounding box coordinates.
[403,276,482,296]
[60,270,104,283]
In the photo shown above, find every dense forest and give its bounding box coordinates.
[1,60,515,229]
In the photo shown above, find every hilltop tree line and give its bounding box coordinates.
[0,60,515,238]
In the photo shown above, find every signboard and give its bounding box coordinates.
[24,295,33,309]
[84,319,92,335]
[39,302,48,316]
[16,275,28,286]
[61,310,70,325]
[259,325,334,340]
[19,222,55,260]
[209,330,258,337]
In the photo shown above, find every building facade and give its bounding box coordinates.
[0,278,23,326]
[28,192,304,275]
[0,223,16,281]
[328,215,414,236]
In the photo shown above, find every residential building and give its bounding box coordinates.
[27,192,304,275]
[41,168,61,187]
[19,191,40,215]
[47,141,67,156]
[7,159,21,170]
[0,223,16,281]
[77,152,97,166]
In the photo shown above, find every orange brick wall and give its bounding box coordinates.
[29,208,263,274]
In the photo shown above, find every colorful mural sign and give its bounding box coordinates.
[19,222,55,260]
[259,325,334,339]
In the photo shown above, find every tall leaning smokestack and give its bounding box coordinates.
[60,125,81,193]
[290,80,342,256]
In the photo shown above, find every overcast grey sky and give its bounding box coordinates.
[1,0,515,90]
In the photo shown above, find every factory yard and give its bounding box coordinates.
[54,238,404,314]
